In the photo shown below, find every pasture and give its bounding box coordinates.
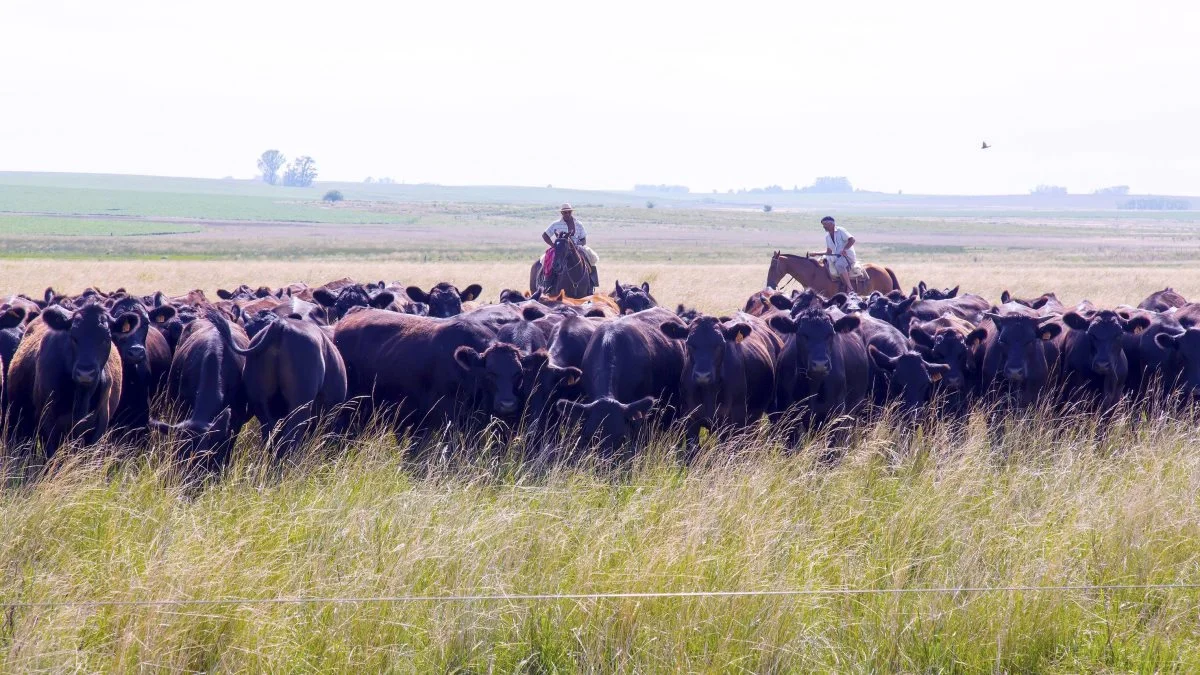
[3,173,1200,670]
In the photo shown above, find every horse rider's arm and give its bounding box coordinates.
[844,236,855,250]
[542,232,553,247]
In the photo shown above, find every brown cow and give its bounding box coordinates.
[6,304,129,457]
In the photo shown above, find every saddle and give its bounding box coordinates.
[824,260,870,293]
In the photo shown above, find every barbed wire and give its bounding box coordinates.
[5,582,1200,611]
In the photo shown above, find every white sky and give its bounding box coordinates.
[2,0,1198,194]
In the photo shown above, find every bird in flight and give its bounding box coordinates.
[981,141,991,150]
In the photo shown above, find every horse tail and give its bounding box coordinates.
[886,267,900,291]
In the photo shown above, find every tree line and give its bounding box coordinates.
[257,150,318,187]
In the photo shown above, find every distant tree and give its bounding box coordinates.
[762,204,773,213]
[257,150,286,185]
[378,177,395,185]
[546,184,553,189]
[799,177,853,193]
[364,177,375,184]
[1094,185,1130,196]
[323,190,344,203]
[1030,184,1067,196]
[646,200,656,209]
[282,156,318,187]
[1121,197,1189,210]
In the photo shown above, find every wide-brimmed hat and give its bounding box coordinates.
[560,203,574,212]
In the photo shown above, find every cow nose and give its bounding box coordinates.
[693,370,714,385]
[127,345,146,363]
[1004,367,1025,381]
[494,398,518,414]
[1093,359,1111,374]
[73,366,98,385]
[809,360,830,374]
[943,375,965,390]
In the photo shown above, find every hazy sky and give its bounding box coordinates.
[3,0,1198,194]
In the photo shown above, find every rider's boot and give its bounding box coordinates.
[589,267,599,290]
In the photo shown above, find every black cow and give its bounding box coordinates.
[980,312,1064,406]
[558,307,684,453]
[660,313,780,442]
[1153,328,1200,400]
[1060,310,1150,409]
[769,308,870,426]
[108,297,172,434]
[913,281,959,300]
[496,306,552,355]
[908,316,988,404]
[611,281,657,314]
[0,304,30,380]
[869,348,952,412]
[6,304,130,456]
[151,318,249,469]
[877,294,991,330]
[406,283,482,318]
[312,284,396,323]
[999,291,1066,316]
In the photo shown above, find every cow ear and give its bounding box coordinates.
[1040,324,1062,341]
[868,346,897,371]
[825,293,847,308]
[768,294,794,311]
[369,291,395,309]
[1156,332,1180,350]
[640,282,651,294]
[966,327,988,348]
[216,289,233,300]
[111,312,141,336]
[42,307,72,331]
[1123,315,1151,335]
[522,306,546,321]
[148,305,177,326]
[624,396,656,420]
[895,297,915,314]
[454,346,483,371]
[1000,290,1012,304]
[725,323,751,344]
[909,325,934,347]
[559,366,582,387]
[918,281,928,295]
[461,284,482,302]
[927,362,951,382]
[406,286,430,304]
[255,286,272,298]
[520,349,548,371]
[768,315,796,334]
[946,285,959,298]
[312,288,338,307]
[0,306,27,329]
[585,308,607,318]
[660,321,688,340]
[1062,312,1089,331]
[833,315,861,333]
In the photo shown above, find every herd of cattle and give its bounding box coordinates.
[1,277,1198,464]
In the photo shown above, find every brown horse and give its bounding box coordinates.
[530,232,594,299]
[765,252,900,297]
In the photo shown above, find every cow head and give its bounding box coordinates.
[612,280,656,314]
[660,316,750,389]
[984,312,1062,383]
[108,297,154,376]
[312,284,395,322]
[520,349,583,423]
[1155,328,1200,398]
[407,283,481,318]
[499,289,530,304]
[909,324,986,391]
[769,309,860,378]
[147,304,183,352]
[870,347,951,410]
[1063,310,1149,376]
[215,285,257,301]
[455,343,525,417]
[555,396,655,455]
[42,303,128,388]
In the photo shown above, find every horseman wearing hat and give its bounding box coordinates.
[542,203,600,289]
[817,216,856,293]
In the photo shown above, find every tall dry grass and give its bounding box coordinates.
[3,406,1200,671]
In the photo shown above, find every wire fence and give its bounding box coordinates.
[6,582,1200,611]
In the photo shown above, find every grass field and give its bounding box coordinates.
[4,172,1200,670]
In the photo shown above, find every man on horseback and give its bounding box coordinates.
[818,216,856,293]
[542,203,599,290]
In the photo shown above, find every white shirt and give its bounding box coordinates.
[545,218,587,246]
[825,226,856,264]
